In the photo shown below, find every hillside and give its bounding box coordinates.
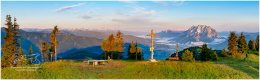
[2,55,258,79]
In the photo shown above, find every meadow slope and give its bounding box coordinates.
[1,54,259,79]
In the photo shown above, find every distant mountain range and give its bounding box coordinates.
[157,25,223,43]
[156,25,259,50]
[1,25,258,61]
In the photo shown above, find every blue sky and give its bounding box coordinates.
[1,1,259,32]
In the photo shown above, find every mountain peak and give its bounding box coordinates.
[185,25,220,42]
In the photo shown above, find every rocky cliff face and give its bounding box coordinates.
[182,25,220,42]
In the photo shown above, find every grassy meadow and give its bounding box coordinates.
[1,54,259,79]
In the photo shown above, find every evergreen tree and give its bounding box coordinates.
[256,35,259,51]
[2,15,20,67]
[28,45,34,64]
[237,32,248,54]
[228,32,237,56]
[17,48,28,66]
[201,44,209,61]
[41,42,50,62]
[182,50,194,62]
[248,40,256,50]
[200,44,217,61]
[50,26,59,61]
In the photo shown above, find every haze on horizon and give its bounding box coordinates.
[1,1,259,32]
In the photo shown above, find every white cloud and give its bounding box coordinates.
[56,3,85,12]
[132,7,158,16]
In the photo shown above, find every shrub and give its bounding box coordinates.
[181,50,195,62]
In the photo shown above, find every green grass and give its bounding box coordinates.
[2,54,259,79]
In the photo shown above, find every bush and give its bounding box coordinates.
[210,51,218,61]
[221,49,229,57]
[181,50,195,62]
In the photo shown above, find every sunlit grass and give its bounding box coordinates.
[1,55,258,79]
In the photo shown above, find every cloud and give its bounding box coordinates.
[56,3,85,12]
[80,11,94,20]
[132,7,158,16]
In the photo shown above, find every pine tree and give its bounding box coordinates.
[28,45,34,64]
[2,15,20,67]
[201,44,208,61]
[237,32,248,54]
[50,26,59,61]
[17,47,28,66]
[41,42,50,62]
[248,40,256,50]
[256,35,259,51]
[228,32,237,56]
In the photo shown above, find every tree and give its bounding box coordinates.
[201,44,209,61]
[176,43,179,57]
[101,39,109,59]
[17,47,28,66]
[28,45,34,64]
[115,31,124,59]
[228,32,237,56]
[210,51,218,61]
[41,42,50,62]
[50,26,59,61]
[237,32,248,54]
[221,48,228,57]
[256,35,259,51]
[2,15,20,67]
[200,44,217,61]
[248,40,256,50]
[181,50,194,62]
[128,41,143,60]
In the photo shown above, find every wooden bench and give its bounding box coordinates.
[85,60,108,66]
[168,57,179,61]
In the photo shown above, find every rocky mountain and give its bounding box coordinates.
[172,25,221,43]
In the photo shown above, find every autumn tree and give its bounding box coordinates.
[237,32,248,54]
[248,40,256,51]
[128,41,142,60]
[101,39,110,59]
[181,50,194,62]
[228,32,237,56]
[50,26,59,61]
[2,15,20,67]
[115,31,124,59]
[101,32,124,60]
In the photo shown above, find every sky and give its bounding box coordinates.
[1,1,259,32]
